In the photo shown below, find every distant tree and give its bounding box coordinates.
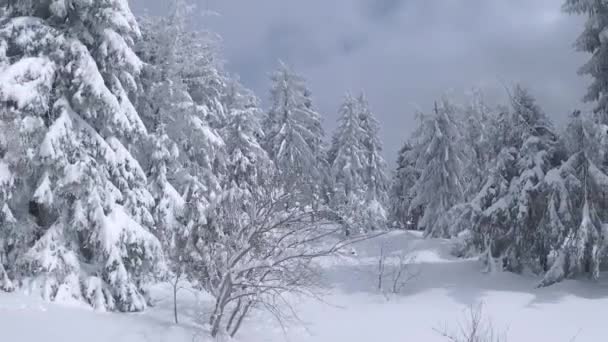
[357,94,389,230]
[389,141,421,229]
[264,62,327,209]
[329,94,368,234]
[461,89,495,199]
[410,99,465,237]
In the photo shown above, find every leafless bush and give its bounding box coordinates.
[189,190,383,338]
[434,303,507,342]
[376,245,418,296]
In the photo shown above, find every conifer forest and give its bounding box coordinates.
[1,1,608,341]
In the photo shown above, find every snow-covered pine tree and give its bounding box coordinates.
[0,0,162,311]
[264,62,326,208]
[564,0,608,123]
[222,88,273,201]
[462,86,559,273]
[436,91,497,240]
[389,141,421,229]
[466,147,519,270]
[328,94,368,234]
[409,99,465,237]
[136,1,231,300]
[172,6,227,129]
[539,110,608,286]
[505,86,560,272]
[461,89,494,199]
[0,133,16,292]
[0,62,40,294]
[357,94,389,230]
[138,1,226,197]
[148,125,185,273]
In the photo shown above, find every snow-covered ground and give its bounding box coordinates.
[2,231,607,341]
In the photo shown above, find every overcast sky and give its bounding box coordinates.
[130,0,589,163]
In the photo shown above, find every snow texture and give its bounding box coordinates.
[1,231,606,341]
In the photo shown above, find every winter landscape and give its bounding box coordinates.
[1,0,608,341]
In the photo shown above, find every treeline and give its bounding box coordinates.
[389,1,608,286]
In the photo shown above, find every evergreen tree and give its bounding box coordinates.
[564,0,608,123]
[0,145,15,292]
[223,91,273,199]
[136,1,231,299]
[264,62,326,208]
[389,141,421,229]
[462,86,560,273]
[467,147,520,271]
[0,0,162,311]
[137,0,226,202]
[540,111,608,286]
[410,99,465,237]
[357,94,389,230]
[148,126,186,276]
[329,94,368,234]
[0,80,38,294]
[461,90,494,199]
[506,86,559,272]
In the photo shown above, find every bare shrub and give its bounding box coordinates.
[376,244,418,296]
[434,303,507,342]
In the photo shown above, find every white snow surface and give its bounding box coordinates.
[1,230,607,341]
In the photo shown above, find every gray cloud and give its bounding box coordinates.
[131,0,590,165]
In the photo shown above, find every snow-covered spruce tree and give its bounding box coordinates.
[0,133,16,291]
[539,110,608,286]
[357,94,389,230]
[328,94,369,234]
[137,1,189,245]
[465,148,519,269]
[564,0,608,123]
[136,4,231,322]
[437,91,497,240]
[220,88,272,206]
[0,0,162,311]
[461,89,495,199]
[264,62,327,209]
[146,120,191,324]
[148,126,185,264]
[389,141,421,229]
[137,0,226,192]
[461,86,560,273]
[137,0,227,219]
[0,55,42,294]
[507,86,561,273]
[409,99,465,237]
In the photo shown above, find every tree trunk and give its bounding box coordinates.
[230,301,253,338]
[210,277,232,337]
[173,275,179,324]
[225,299,242,333]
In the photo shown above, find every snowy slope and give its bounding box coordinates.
[2,231,608,341]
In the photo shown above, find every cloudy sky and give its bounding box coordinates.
[130,0,589,162]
